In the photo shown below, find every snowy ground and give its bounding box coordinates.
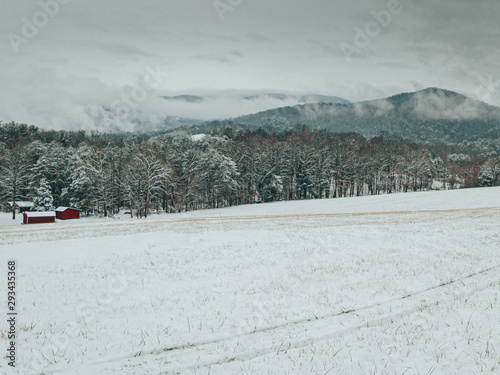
[0,187,499,374]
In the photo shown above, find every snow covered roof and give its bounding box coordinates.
[191,134,206,141]
[8,201,34,208]
[24,211,56,218]
[55,207,81,212]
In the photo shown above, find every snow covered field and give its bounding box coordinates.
[1,187,499,374]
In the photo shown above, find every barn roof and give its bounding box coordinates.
[8,201,34,208]
[24,211,56,218]
[55,207,81,212]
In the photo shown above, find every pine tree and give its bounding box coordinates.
[63,147,94,214]
[33,178,54,211]
[478,156,500,186]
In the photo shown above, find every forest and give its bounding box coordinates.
[0,121,499,218]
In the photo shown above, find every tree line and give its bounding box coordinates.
[0,122,499,219]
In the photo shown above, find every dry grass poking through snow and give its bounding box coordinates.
[0,188,499,374]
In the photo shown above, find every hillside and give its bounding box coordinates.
[232,88,500,149]
[2,187,499,374]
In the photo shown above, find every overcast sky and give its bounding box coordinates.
[1,0,499,130]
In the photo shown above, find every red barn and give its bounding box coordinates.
[6,201,34,214]
[23,212,56,224]
[55,207,81,220]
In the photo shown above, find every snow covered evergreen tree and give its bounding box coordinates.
[1,122,497,219]
[63,146,94,214]
[33,178,54,211]
[478,156,500,186]
[30,142,70,207]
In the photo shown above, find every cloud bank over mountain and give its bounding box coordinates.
[1,0,499,130]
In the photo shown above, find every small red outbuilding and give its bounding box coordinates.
[23,211,56,224]
[55,207,81,220]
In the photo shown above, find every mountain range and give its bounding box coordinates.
[225,88,500,150]
[161,92,350,105]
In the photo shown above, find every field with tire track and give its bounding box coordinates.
[1,188,499,374]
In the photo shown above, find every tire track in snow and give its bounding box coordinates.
[60,263,500,374]
[151,264,500,355]
[160,271,500,374]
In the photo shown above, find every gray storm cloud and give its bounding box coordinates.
[410,90,497,121]
[0,0,499,130]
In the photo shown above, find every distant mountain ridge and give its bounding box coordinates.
[161,92,350,105]
[161,95,205,103]
[231,88,500,147]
